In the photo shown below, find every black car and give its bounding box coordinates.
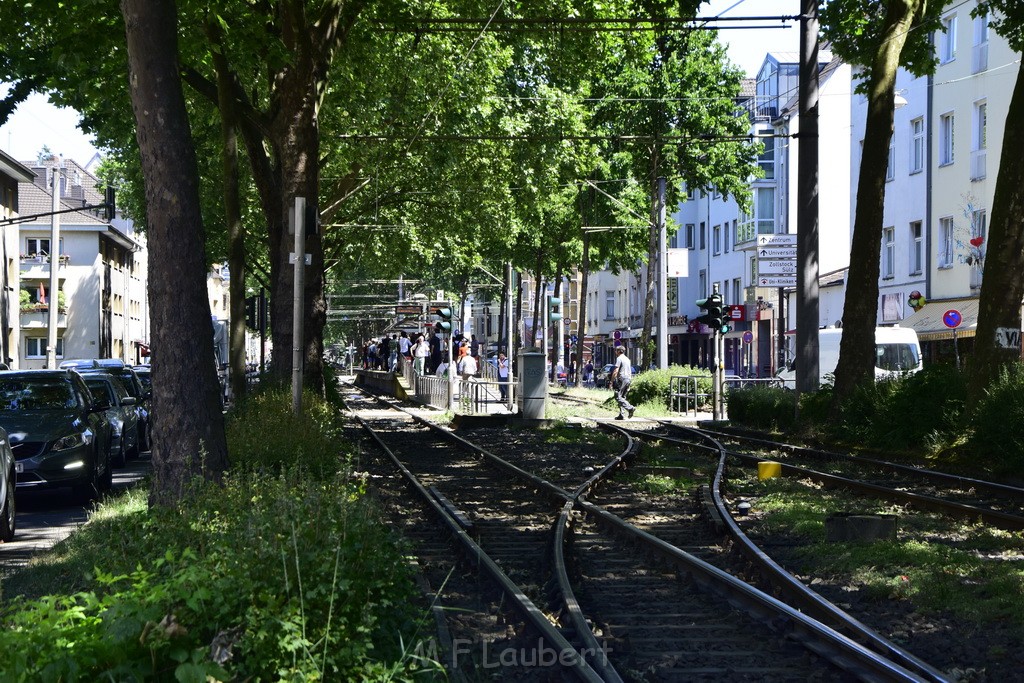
[81,366,151,453]
[82,374,139,467]
[0,370,113,502]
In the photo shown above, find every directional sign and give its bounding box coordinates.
[757,247,797,259]
[758,275,797,287]
[757,234,797,247]
[758,260,797,275]
[943,309,962,329]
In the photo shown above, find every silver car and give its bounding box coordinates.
[0,427,15,541]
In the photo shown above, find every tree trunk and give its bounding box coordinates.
[209,20,247,403]
[576,231,591,387]
[640,150,659,369]
[831,0,921,408]
[121,0,228,506]
[969,61,1024,406]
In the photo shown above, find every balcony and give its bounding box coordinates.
[20,306,68,329]
[20,254,70,280]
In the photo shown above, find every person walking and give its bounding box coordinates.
[413,335,429,375]
[458,351,478,407]
[497,352,510,400]
[610,346,635,420]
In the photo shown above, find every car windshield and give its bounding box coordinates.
[876,343,920,372]
[135,371,151,392]
[0,378,77,410]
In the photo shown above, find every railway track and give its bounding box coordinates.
[341,381,946,682]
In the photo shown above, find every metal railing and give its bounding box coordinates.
[458,378,512,415]
[669,375,711,416]
[415,374,449,409]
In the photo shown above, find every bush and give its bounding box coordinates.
[629,365,711,409]
[225,387,350,477]
[727,385,797,430]
[967,362,1024,476]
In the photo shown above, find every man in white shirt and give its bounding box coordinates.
[610,345,635,420]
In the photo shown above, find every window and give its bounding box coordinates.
[605,291,615,320]
[733,278,742,306]
[940,13,957,63]
[699,222,706,250]
[758,130,775,179]
[25,337,64,359]
[685,223,695,249]
[755,187,775,234]
[971,209,987,288]
[972,100,987,180]
[698,270,707,299]
[724,222,731,253]
[729,220,736,252]
[910,221,923,275]
[973,11,989,73]
[939,113,955,166]
[939,217,954,268]
[882,227,895,278]
[886,141,895,181]
[910,118,925,174]
[713,224,721,255]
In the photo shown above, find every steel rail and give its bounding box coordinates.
[655,424,1024,531]
[343,392,608,682]
[652,424,952,683]
[697,423,1024,500]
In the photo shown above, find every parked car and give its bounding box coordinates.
[80,366,151,454]
[0,370,113,502]
[595,363,616,388]
[58,359,100,370]
[0,426,15,541]
[82,374,139,467]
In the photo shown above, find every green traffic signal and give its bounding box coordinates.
[548,296,562,324]
[433,307,453,334]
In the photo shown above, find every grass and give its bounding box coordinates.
[733,474,1024,629]
[0,389,437,681]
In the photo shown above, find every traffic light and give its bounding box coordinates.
[548,296,562,325]
[103,186,116,222]
[695,292,724,331]
[245,296,258,329]
[433,306,453,335]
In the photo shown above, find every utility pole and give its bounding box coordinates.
[291,197,306,415]
[46,160,62,369]
[657,176,668,370]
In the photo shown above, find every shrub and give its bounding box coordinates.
[966,362,1024,476]
[225,387,350,477]
[629,365,711,409]
[0,472,428,681]
[727,385,797,430]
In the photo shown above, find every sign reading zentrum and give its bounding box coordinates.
[756,234,797,287]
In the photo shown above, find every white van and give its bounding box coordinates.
[778,326,922,388]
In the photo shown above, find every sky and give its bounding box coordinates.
[0,1,798,167]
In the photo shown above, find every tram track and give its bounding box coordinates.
[341,381,946,682]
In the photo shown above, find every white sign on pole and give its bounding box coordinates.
[666,248,689,277]
[758,260,797,275]
[757,247,797,259]
[758,275,797,287]
[996,327,1022,349]
[757,234,797,247]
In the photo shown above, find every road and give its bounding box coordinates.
[0,453,152,575]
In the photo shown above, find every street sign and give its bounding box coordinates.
[396,304,423,316]
[943,309,962,329]
[757,234,797,247]
[728,304,745,321]
[742,330,753,344]
[758,260,797,275]
[613,330,622,340]
[758,275,797,287]
[757,247,797,259]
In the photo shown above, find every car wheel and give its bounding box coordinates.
[0,470,15,542]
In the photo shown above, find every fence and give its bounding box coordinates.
[669,376,711,416]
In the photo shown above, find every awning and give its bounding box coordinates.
[898,298,978,341]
